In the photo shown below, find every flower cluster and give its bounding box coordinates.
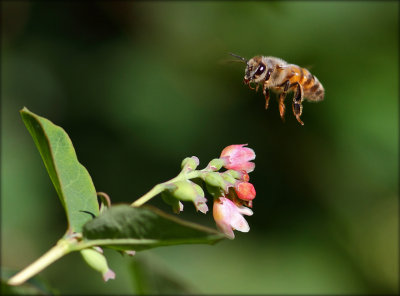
[161,144,256,239]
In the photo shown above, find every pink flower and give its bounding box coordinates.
[234,181,256,201]
[220,144,255,173]
[213,196,253,239]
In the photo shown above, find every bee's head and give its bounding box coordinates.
[228,53,267,85]
[244,56,267,84]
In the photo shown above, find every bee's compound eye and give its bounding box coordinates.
[255,64,266,76]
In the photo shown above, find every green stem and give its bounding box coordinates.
[131,183,164,207]
[7,239,73,286]
[7,168,207,285]
[131,170,201,207]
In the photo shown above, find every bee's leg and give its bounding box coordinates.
[255,84,260,92]
[262,68,274,109]
[292,82,304,125]
[262,86,270,109]
[278,80,290,121]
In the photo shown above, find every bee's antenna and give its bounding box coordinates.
[228,52,248,63]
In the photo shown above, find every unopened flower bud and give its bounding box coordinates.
[80,248,116,282]
[224,169,240,179]
[167,181,208,214]
[207,158,225,171]
[181,156,199,172]
[161,192,184,214]
[234,182,256,201]
[221,172,237,186]
[169,180,198,202]
[203,172,228,192]
[191,182,208,214]
[193,182,204,196]
[205,183,223,198]
[225,169,250,182]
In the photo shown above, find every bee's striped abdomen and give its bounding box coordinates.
[283,66,324,102]
[301,68,324,102]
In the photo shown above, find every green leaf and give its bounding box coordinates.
[82,205,225,251]
[20,107,99,233]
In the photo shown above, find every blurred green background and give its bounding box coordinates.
[1,1,398,294]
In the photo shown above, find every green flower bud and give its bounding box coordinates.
[224,169,250,181]
[205,183,223,198]
[169,180,198,202]
[203,172,227,191]
[80,248,115,282]
[224,169,241,179]
[191,182,208,213]
[161,192,183,214]
[207,158,225,171]
[221,172,237,185]
[166,181,208,214]
[181,156,199,171]
[192,182,205,197]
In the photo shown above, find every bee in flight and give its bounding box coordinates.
[229,53,324,125]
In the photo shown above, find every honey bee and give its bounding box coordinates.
[230,53,324,125]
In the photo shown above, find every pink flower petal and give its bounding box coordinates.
[230,213,250,232]
[216,221,235,239]
[237,205,253,216]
